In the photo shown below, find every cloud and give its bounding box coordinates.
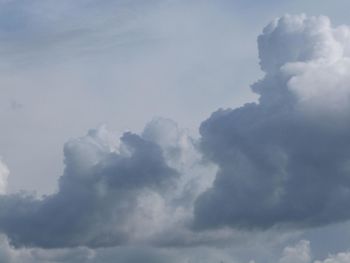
[279,240,311,263]
[314,252,350,263]
[0,234,95,263]
[0,118,220,249]
[194,14,350,230]
[0,233,238,263]
[0,120,191,248]
[277,240,350,263]
[0,234,347,263]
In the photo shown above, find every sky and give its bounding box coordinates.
[2,0,350,262]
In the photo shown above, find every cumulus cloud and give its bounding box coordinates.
[314,252,350,263]
[194,14,350,230]
[277,240,350,263]
[0,119,211,248]
[279,240,311,263]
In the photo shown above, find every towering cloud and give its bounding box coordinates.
[194,14,350,229]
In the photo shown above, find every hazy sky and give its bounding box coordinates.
[2,1,350,263]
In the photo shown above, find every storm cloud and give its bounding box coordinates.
[194,14,350,229]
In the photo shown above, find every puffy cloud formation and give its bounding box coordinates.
[277,240,350,263]
[315,252,350,263]
[278,240,311,263]
[194,14,350,229]
[0,119,211,248]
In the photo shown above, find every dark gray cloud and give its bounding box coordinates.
[0,234,241,263]
[0,117,220,250]
[194,14,350,230]
[0,124,179,248]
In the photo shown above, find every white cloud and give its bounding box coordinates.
[276,240,350,263]
[315,252,350,263]
[279,240,311,263]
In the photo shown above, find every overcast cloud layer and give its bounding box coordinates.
[0,235,349,263]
